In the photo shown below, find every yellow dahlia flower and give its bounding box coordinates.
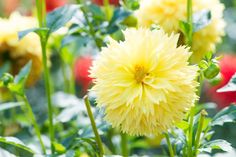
[90,28,199,136]
[136,0,225,62]
[0,12,42,86]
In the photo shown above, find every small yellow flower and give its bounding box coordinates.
[0,12,42,86]
[136,0,225,62]
[90,28,199,136]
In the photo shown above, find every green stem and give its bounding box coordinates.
[164,133,174,157]
[35,0,43,27]
[80,0,101,50]
[194,110,207,157]
[187,0,193,46]
[83,95,104,157]
[188,108,194,157]
[121,133,129,157]
[41,39,55,154]
[35,0,55,154]
[22,95,46,154]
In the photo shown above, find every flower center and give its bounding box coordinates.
[134,65,147,83]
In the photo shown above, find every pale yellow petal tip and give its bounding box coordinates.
[90,28,199,136]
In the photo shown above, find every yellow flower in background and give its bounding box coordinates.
[0,12,42,86]
[90,28,199,136]
[136,0,225,62]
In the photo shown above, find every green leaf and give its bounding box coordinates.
[18,28,39,40]
[46,5,79,33]
[109,8,131,27]
[18,28,49,40]
[217,73,236,92]
[193,10,212,32]
[176,121,189,130]
[205,51,213,61]
[179,21,190,38]
[61,35,89,48]
[195,102,217,113]
[0,73,14,86]
[0,136,34,157]
[200,139,232,153]
[14,61,32,85]
[0,102,24,112]
[2,61,32,95]
[211,105,236,126]
[87,4,106,21]
[53,142,66,154]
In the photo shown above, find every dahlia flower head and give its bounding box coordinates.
[90,28,199,136]
[207,54,236,109]
[136,0,226,63]
[0,12,42,86]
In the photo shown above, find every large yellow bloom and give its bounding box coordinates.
[90,28,199,136]
[0,12,42,86]
[136,0,225,62]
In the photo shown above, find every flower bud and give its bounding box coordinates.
[204,63,220,79]
[1,73,14,86]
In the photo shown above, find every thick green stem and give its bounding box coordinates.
[194,110,207,156]
[83,95,104,157]
[41,39,55,154]
[35,0,55,154]
[121,133,129,157]
[22,95,46,154]
[164,133,174,157]
[188,108,195,157]
[187,0,193,46]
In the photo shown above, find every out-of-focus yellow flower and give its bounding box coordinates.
[90,28,199,136]
[0,12,42,86]
[136,0,225,62]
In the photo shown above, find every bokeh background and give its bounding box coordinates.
[0,0,236,156]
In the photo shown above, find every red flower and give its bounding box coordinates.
[92,0,120,6]
[74,56,93,93]
[207,54,236,109]
[46,0,68,12]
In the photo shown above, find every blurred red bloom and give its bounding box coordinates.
[74,56,93,93]
[46,0,68,12]
[207,54,236,109]
[92,0,120,6]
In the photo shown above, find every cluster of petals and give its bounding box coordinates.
[90,28,199,136]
